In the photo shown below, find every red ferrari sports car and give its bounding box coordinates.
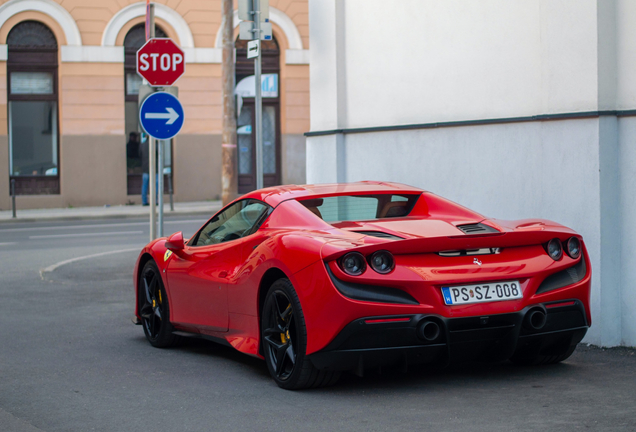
[133,182,591,389]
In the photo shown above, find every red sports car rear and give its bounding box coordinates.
[133,182,591,389]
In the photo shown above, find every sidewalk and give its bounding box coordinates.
[0,200,223,223]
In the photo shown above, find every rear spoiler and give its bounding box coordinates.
[321,228,580,261]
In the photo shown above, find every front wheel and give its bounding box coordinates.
[261,278,340,390]
[138,260,181,348]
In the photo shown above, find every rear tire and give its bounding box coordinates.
[261,278,340,390]
[138,260,181,348]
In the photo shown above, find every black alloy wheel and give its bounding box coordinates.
[261,279,340,390]
[263,289,297,380]
[139,261,181,348]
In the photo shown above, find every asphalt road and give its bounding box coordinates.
[1,216,635,432]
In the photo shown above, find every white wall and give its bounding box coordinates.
[308,0,341,131]
[619,117,636,345]
[316,0,599,131]
[616,0,636,109]
[307,0,636,346]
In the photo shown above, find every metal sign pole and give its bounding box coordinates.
[254,0,263,190]
[169,138,174,212]
[148,4,157,241]
[149,137,157,240]
[158,139,164,237]
[10,179,16,219]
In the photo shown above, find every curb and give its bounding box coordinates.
[0,208,220,225]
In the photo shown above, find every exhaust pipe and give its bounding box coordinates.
[525,309,547,331]
[417,320,441,342]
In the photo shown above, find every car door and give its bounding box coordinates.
[166,199,271,333]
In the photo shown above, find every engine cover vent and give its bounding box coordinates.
[456,223,500,234]
[354,231,404,240]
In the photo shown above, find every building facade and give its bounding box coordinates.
[0,0,309,209]
[306,0,636,347]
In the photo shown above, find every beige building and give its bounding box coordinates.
[0,0,310,210]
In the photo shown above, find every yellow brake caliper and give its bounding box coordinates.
[280,303,291,343]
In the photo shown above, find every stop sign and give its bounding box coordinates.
[137,38,185,87]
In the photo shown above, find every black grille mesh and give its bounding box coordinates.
[536,259,586,294]
[354,231,404,240]
[456,223,500,234]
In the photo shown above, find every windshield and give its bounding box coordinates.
[297,194,419,223]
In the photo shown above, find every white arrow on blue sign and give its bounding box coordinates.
[139,92,184,140]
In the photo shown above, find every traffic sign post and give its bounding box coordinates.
[238,0,269,21]
[238,0,269,190]
[139,91,184,238]
[146,4,157,242]
[140,92,184,141]
[239,21,272,41]
[137,38,185,87]
[254,13,263,191]
[247,40,260,59]
[136,21,186,239]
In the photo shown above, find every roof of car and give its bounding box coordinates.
[242,181,425,207]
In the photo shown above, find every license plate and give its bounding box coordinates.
[441,281,522,305]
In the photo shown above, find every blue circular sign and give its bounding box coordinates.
[139,92,184,140]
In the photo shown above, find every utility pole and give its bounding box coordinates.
[221,0,237,205]
[147,3,157,241]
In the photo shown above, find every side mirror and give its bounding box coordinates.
[165,231,185,251]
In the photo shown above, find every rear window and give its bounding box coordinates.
[298,194,418,222]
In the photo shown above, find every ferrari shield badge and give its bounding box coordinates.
[164,250,173,262]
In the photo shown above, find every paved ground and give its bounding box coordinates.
[0,216,635,432]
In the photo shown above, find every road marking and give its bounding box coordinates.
[41,247,142,274]
[30,231,143,239]
[0,242,16,246]
[0,219,205,233]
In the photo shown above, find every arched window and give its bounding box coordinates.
[235,37,281,193]
[8,21,59,195]
[123,24,169,196]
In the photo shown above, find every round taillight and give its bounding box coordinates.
[547,238,563,261]
[369,250,395,274]
[566,237,581,259]
[340,252,366,276]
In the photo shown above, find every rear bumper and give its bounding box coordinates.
[307,299,588,372]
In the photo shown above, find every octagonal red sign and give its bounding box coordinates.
[137,38,185,87]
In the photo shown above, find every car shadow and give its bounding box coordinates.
[324,359,583,394]
[129,333,586,392]
[130,334,271,379]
